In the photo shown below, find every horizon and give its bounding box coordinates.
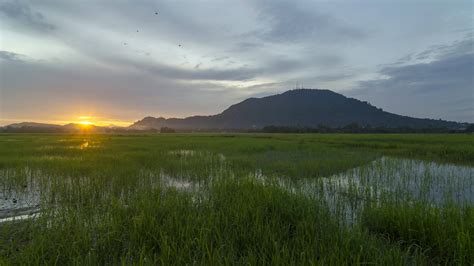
[1,88,470,128]
[1,0,473,126]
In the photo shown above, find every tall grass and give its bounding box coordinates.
[1,178,418,264]
[362,202,473,264]
[0,133,472,264]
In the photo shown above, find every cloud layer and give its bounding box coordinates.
[0,0,472,124]
[349,38,473,122]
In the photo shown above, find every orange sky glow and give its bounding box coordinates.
[0,116,134,127]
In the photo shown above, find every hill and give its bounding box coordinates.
[130,89,464,130]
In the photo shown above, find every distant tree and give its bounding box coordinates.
[343,122,360,133]
[465,124,474,133]
[160,127,175,133]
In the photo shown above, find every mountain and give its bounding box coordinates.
[6,122,63,129]
[1,89,466,133]
[0,123,131,133]
[130,89,464,130]
[0,122,158,133]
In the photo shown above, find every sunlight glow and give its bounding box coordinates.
[78,120,93,126]
[77,116,95,129]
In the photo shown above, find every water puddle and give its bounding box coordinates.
[68,140,100,150]
[252,157,474,224]
[80,142,89,149]
[0,187,42,224]
[321,157,473,205]
[161,176,196,190]
[168,150,197,157]
[139,169,200,192]
[1,156,472,225]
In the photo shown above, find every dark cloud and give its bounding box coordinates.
[0,50,26,62]
[349,38,474,122]
[375,54,473,94]
[254,0,366,43]
[0,0,55,31]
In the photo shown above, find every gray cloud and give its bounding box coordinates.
[0,55,254,121]
[1,0,472,125]
[0,0,55,31]
[313,72,356,83]
[120,58,259,81]
[349,38,474,122]
[211,56,230,62]
[410,37,474,63]
[376,55,473,94]
[253,0,366,43]
[0,50,26,62]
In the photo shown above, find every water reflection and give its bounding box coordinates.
[1,156,472,224]
[320,157,474,206]
[264,157,474,224]
[0,185,42,223]
[80,142,89,149]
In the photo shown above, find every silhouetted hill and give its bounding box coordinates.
[0,123,153,133]
[7,122,63,129]
[2,89,467,133]
[130,89,464,130]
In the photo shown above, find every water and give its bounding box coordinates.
[252,156,474,224]
[1,156,472,224]
[322,157,474,206]
[168,150,197,157]
[0,187,41,223]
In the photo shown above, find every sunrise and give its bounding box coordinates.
[0,0,473,264]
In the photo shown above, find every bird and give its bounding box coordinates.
[178,44,182,47]
[155,11,158,15]
[123,42,127,45]
[136,30,139,32]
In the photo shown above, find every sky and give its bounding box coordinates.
[0,0,473,126]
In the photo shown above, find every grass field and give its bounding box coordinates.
[0,133,473,264]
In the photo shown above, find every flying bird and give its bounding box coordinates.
[155,11,158,15]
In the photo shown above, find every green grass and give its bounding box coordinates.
[1,179,415,264]
[313,133,474,166]
[0,133,472,264]
[362,202,474,264]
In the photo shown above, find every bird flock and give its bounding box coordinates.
[122,10,182,49]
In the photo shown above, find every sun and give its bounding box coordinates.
[78,120,93,126]
[76,116,95,128]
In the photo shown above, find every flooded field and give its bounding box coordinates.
[0,134,473,264]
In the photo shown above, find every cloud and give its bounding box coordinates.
[211,56,230,62]
[313,72,356,83]
[0,50,26,62]
[349,38,474,122]
[1,0,472,125]
[0,0,55,32]
[408,37,474,63]
[120,58,259,81]
[0,52,265,123]
[253,0,366,43]
[376,55,472,94]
